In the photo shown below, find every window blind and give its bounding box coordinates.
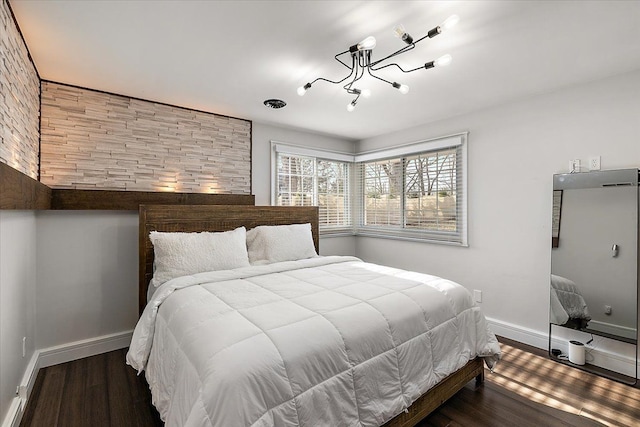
[271,134,467,245]
[272,142,352,233]
[354,134,467,245]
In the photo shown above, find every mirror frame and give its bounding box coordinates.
[549,169,639,384]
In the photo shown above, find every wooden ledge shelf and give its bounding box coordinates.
[0,162,51,209]
[1,162,254,210]
[50,189,254,210]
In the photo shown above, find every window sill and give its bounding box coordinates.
[355,228,468,247]
[320,228,356,238]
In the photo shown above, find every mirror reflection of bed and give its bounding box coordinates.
[550,274,591,331]
[549,169,639,383]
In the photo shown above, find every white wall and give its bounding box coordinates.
[35,211,139,349]
[0,211,37,421]
[356,70,640,341]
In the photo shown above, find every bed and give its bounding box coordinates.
[550,274,591,329]
[127,204,500,427]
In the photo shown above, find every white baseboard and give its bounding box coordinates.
[2,398,24,427]
[587,320,637,341]
[486,316,550,349]
[20,352,38,402]
[38,330,133,368]
[2,330,133,427]
[486,317,638,379]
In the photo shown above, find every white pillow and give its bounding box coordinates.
[150,227,250,287]
[247,223,317,265]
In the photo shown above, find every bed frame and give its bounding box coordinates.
[138,203,484,427]
[138,204,320,315]
[383,358,484,427]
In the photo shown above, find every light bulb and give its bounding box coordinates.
[361,89,371,98]
[435,54,452,67]
[393,24,406,39]
[393,24,405,39]
[357,36,377,51]
[347,100,357,112]
[392,24,413,44]
[297,82,311,96]
[441,15,459,31]
[392,82,409,94]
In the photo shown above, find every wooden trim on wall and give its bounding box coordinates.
[50,190,254,210]
[0,162,51,209]
[0,163,255,210]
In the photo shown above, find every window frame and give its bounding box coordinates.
[271,141,355,236]
[354,133,468,246]
[270,133,468,246]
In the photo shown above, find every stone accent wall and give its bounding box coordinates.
[40,82,251,194]
[0,0,40,179]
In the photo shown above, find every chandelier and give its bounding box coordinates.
[297,15,459,111]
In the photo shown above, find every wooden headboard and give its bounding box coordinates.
[138,204,320,314]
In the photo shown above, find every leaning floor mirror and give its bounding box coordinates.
[549,168,639,384]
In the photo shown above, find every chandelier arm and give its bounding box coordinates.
[411,32,434,46]
[312,53,357,87]
[357,60,367,82]
[311,74,353,86]
[368,44,415,68]
[362,51,370,68]
[368,28,440,69]
[370,62,425,74]
[344,55,360,92]
[345,61,366,92]
[366,67,394,86]
[334,50,354,70]
[345,85,360,94]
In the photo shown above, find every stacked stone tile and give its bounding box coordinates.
[0,0,40,179]
[40,82,251,194]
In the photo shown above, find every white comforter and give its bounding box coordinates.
[127,256,500,427]
[550,274,591,325]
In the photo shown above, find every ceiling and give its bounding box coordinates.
[10,0,640,141]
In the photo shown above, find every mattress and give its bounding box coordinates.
[127,256,500,427]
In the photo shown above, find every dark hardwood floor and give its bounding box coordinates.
[21,337,640,427]
[20,349,162,427]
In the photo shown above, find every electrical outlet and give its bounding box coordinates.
[473,290,482,303]
[570,159,581,173]
[605,305,612,315]
[589,156,601,171]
